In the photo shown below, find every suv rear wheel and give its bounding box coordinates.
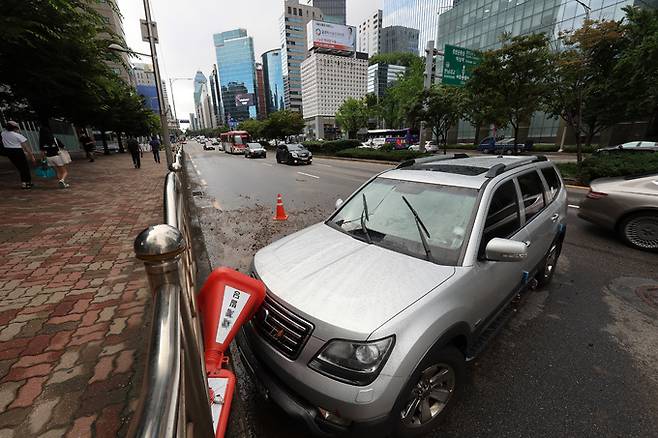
[394,346,465,437]
[536,240,561,288]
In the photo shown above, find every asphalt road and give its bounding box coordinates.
[185,141,658,438]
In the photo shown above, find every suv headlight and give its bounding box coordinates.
[309,336,395,386]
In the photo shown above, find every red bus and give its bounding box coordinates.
[220,131,250,154]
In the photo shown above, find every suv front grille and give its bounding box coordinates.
[253,294,314,360]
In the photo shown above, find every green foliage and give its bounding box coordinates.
[335,148,429,162]
[261,110,304,140]
[467,34,551,149]
[238,119,264,139]
[579,153,658,183]
[368,52,422,67]
[421,85,464,147]
[301,139,362,154]
[381,58,425,130]
[335,98,369,138]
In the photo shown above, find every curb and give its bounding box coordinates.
[313,155,398,165]
[565,184,588,190]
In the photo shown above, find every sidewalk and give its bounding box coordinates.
[0,152,165,437]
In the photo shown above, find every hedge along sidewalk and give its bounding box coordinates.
[0,153,165,437]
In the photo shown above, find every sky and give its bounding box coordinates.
[116,0,382,122]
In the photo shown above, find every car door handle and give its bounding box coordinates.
[551,213,560,222]
[523,240,532,247]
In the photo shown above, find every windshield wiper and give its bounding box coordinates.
[360,193,372,244]
[401,196,435,263]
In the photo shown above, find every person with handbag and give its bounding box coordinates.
[1,121,36,189]
[39,124,71,188]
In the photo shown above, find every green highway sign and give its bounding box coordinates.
[442,44,481,87]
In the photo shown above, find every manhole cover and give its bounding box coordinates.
[636,285,658,309]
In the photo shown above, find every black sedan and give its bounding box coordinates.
[245,142,267,158]
[276,144,312,165]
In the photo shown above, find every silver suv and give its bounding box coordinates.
[237,154,567,436]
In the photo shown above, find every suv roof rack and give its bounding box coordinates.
[397,153,469,169]
[485,155,548,178]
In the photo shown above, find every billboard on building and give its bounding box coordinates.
[235,93,254,107]
[307,20,356,52]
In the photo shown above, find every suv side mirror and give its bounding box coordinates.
[335,198,344,209]
[485,238,528,262]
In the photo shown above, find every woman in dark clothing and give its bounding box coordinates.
[39,124,70,188]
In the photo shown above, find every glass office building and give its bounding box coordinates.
[262,49,286,114]
[436,0,645,141]
[309,0,346,24]
[383,0,454,54]
[213,29,257,122]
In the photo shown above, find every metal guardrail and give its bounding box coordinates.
[130,146,214,438]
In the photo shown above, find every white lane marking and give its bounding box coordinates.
[201,179,208,186]
[315,163,333,168]
[195,169,201,176]
[261,163,273,167]
[568,204,580,209]
[297,172,320,179]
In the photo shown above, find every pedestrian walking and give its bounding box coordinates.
[1,121,36,189]
[79,130,96,162]
[127,136,141,169]
[149,136,161,163]
[39,124,71,188]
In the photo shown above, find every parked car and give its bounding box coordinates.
[276,143,312,165]
[245,142,267,158]
[478,137,529,154]
[593,141,658,155]
[578,173,658,251]
[237,154,567,436]
[409,141,440,153]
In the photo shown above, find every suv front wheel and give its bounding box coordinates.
[394,346,465,437]
[536,240,561,288]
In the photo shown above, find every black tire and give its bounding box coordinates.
[393,346,465,438]
[618,212,658,252]
[536,239,562,288]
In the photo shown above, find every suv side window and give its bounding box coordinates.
[541,167,561,202]
[482,180,521,247]
[517,171,546,223]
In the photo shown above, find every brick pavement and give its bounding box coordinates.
[0,152,166,437]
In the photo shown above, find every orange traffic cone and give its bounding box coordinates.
[273,194,288,221]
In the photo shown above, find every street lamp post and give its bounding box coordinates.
[169,77,194,131]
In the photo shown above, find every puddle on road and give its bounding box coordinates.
[603,277,658,384]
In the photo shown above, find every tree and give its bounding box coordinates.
[368,52,422,67]
[335,98,369,139]
[238,119,264,139]
[544,20,627,162]
[468,34,551,153]
[421,85,464,153]
[382,57,425,130]
[616,6,658,140]
[261,110,304,142]
[0,0,128,124]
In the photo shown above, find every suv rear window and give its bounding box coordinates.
[517,171,546,222]
[483,180,521,246]
[541,167,561,202]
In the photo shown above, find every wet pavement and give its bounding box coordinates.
[185,141,658,438]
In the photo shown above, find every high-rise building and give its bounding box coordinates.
[213,29,258,123]
[190,113,198,131]
[92,1,134,85]
[383,0,453,54]
[281,0,325,113]
[301,52,368,140]
[381,26,420,54]
[133,63,159,112]
[255,63,268,119]
[261,49,285,114]
[358,10,383,57]
[193,71,207,109]
[435,0,647,142]
[209,66,223,127]
[160,80,178,131]
[367,63,407,97]
[307,0,346,24]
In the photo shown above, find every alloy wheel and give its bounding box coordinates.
[625,216,658,250]
[401,363,455,426]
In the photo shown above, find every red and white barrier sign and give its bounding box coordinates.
[197,267,265,438]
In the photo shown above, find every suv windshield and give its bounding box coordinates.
[287,144,306,151]
[247,143,261,149]
[328,177,478,266]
